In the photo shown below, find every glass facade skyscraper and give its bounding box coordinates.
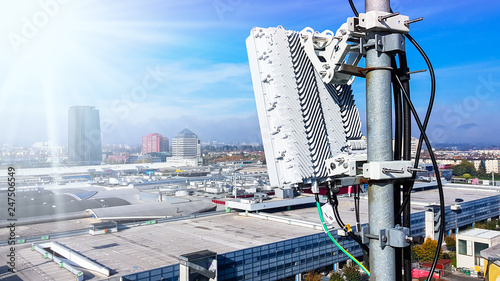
[68,106,102,165]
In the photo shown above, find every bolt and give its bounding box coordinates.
[378,12,400,22]
[404,17,424,27]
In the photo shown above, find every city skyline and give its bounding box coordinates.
[1,0,500,146]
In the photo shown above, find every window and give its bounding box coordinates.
[458,239,471,255]
[474,242,488,266]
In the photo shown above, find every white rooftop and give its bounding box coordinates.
[458,228,500,239]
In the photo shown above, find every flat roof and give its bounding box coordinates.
[458,228,500,239]
[0,212,321,280]
[1,182,499,280]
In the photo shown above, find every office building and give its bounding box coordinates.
[142,133,169,155]
[68,106,102,165]
[171,128,201,159]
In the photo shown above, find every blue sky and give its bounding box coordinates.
[1,0,500,146]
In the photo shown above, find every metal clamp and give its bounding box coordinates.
[364,33,406,54]
[361,225,372,244]
[384,225,410,249]
[379,229,389,249]
[338,64,394,78]
[357,11,410,33]
[363,161,412,180]
[326,153,367,177]
[363,225,411,250]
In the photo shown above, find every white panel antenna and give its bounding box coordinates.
[246,27,366,189]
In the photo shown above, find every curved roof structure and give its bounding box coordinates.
[86,198,215,220]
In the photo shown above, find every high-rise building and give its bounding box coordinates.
[68,106,102,165]
[171,128,200,159]
[142,133,169,154]
[163,137,169,153]
[411,136,419,158]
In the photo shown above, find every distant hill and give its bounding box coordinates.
[432,143,500,150]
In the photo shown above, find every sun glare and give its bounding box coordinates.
[0,0,178,146]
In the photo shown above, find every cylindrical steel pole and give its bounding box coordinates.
[365,0,395,280]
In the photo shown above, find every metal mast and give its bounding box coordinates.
[365,0,395,279]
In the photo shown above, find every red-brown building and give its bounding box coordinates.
[142,133,169,155]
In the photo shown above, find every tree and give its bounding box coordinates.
[463,173,471,181]
[479,160,487,176]
[412,238,443,262]
[475,218,499,230]
[453,160,476,176]
[452,160,476,177]
[342,263,361,281]
[304,271,322,281]
[411,245,420,262]
[329,271,343,281]
[444,235,456,251]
